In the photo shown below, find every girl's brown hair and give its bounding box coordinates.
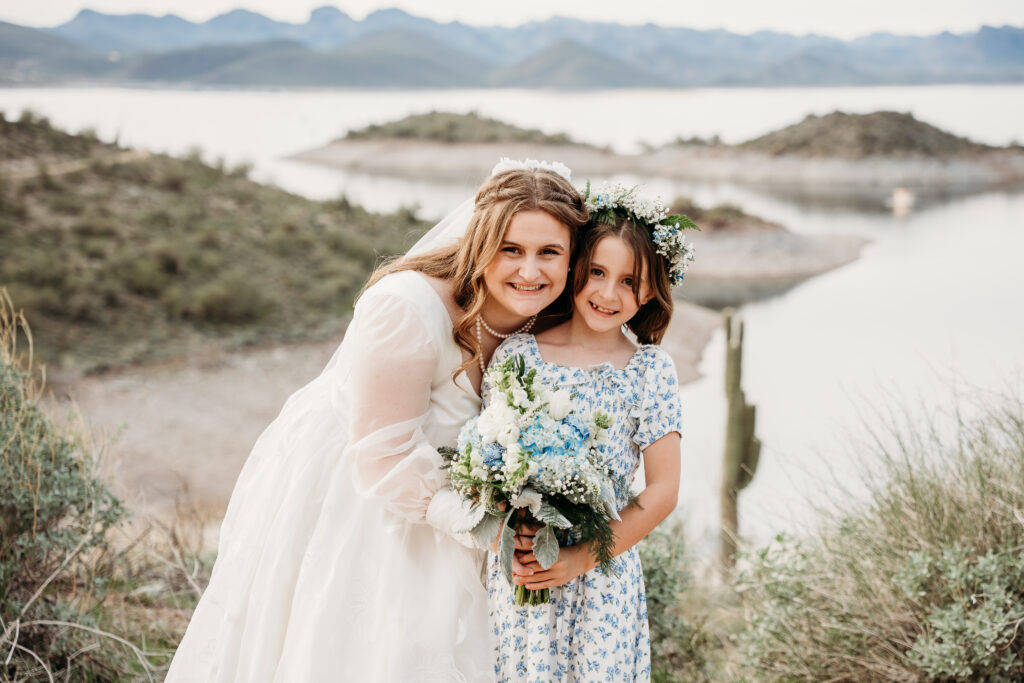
[570,216,674,344]
[365,168,588,376]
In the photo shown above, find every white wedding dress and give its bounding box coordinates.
[166,270,493,682]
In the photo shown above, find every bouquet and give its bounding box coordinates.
[440,354,622,606]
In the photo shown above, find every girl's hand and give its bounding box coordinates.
[512,545,595,590]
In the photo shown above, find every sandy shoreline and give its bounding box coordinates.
[290,140,1024,191]
[46,300,721,524]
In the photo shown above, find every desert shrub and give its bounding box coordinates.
[116,251,174,297]
[738,392,1024,681]
[639,526,711,682]
[0,294,128,679]
[192,269,277,324]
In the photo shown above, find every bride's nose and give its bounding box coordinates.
[517,256,541,281]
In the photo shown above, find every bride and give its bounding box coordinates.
[166,160,588,681]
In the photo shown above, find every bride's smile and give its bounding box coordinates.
[481,209,571,326]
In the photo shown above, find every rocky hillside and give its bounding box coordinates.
[0,112,429,375]
[738,111,999,158]
[344,111,579,145]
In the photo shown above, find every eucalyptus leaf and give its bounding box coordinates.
[449,499,486,534]
[533,525,560,569]
[536,502,572,529]
[600,480,621,521]
[471,513,504,551]
[498,509,517,583]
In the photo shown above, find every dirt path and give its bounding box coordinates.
[47,301,721,525]
[1,149,151,179]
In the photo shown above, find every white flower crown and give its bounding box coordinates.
[491,157,573,182]
[583,182,699,286]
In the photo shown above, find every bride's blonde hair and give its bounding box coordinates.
[366,168,588,377]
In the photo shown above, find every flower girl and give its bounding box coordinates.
[485,184,696,681]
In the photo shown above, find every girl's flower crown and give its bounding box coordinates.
[582,181,699,286]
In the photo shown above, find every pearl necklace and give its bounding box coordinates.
[474,314,537,375]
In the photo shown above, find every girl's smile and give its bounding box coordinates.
[574,235,653,335]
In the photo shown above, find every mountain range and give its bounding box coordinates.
[1,7,1022,87]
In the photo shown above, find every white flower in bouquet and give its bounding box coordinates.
[478,401,517,441]
[545,388,572,420]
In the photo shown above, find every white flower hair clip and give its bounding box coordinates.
[491,157,572,182]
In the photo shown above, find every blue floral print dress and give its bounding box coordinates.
[485,334,684,683]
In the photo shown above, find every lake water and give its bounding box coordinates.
[3,85,1023,549]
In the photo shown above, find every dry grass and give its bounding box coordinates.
[1,292,213,681]
[736,386,1024,681]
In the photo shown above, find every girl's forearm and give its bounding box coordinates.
[578,481,678,572]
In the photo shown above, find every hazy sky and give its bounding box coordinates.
[2,0,1023,39]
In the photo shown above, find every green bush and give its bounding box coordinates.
[738,393,1024,681]
[897,544,1024,679]
[192,269,278,324]
[639,526,712,682]
[0,295,126,679]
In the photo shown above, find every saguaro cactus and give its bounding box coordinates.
[720,309,761,570]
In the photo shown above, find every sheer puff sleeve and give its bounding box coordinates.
[344,288,450,525]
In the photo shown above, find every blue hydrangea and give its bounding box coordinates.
[481,440,505,468]
[457,417,480,455]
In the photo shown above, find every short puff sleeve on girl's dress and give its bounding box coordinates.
[631,347,685,450]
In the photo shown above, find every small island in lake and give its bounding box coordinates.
[292,110,1024,193]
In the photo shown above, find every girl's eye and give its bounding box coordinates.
[542,248,560,255]
[590,268,604,277]
[502,246,520,254]
[622,278,633,287]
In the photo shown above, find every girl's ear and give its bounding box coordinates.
[639,290,655,306]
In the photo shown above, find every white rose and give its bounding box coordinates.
[547,389,572,421]
[510,386,529,409]
[477,402,514,440]
[504,442,521,461]
[496,424,520,449]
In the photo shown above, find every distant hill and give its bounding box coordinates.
[343,111,579,144]
[0,21,116,83]
[4,8,1020,87]
[122,41,298,82]
[201,30,490,87]
[739,111,997,158]
[488,39,662,87]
